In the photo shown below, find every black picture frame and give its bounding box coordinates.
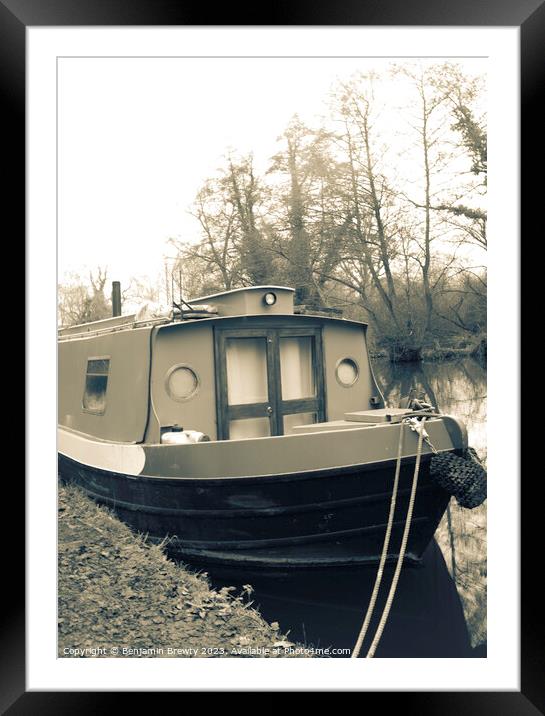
[8,0,535,708]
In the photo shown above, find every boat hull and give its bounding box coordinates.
[58,452,451,569]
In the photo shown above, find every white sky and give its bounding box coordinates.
[57,56,486,293]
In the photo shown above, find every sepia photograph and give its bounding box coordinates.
[55,51,489,662]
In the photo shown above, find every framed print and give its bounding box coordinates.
[5,0,537,708]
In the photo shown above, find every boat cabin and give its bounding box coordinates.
[58,286,384,445]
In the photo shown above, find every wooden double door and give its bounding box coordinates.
[214,326,325,440]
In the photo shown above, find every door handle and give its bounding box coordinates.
[266,406,273,414]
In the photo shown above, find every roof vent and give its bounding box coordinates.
[188,286,295,317]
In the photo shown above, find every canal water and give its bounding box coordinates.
[179,357,488,658]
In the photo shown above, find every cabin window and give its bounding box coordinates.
[225,337,268,405]
[215,326,325,440]
[82,357,110,414]
[166,365,199,402]
[336,358,359,387]
[279,336,315,400]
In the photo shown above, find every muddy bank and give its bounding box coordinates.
[58,484,308,658]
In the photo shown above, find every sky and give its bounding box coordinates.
[57,56,486,297]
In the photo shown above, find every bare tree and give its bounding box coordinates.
[170,153,276,295]
[327,74,427,358]
[427,64,487,251]
[172,179,241,292]
[321,65,486,359]
[58,267,112,326]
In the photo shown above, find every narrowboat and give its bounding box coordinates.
[58,285,468,569]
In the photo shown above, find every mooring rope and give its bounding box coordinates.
[350,419,406,659]
[351,418,427,659]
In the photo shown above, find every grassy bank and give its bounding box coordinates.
[58,484,307,658]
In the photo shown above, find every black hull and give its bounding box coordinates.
[58,453,450,569]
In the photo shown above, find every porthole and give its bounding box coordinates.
[336,358,359,387]
[165,364,199,402]
[263,292,277,306]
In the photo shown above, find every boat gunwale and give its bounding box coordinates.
[58,448,439,484]
[59,414,465,482]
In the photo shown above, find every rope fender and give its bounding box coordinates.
[430,447,487,509]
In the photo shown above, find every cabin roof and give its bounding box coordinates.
[58,285,367,341]
[58,311,368,341]
[155,313,368,332]
[58,313,165,339]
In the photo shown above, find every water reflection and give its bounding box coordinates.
[193,539,472,658]
[183,358,487,657]
[373,356,487,461]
